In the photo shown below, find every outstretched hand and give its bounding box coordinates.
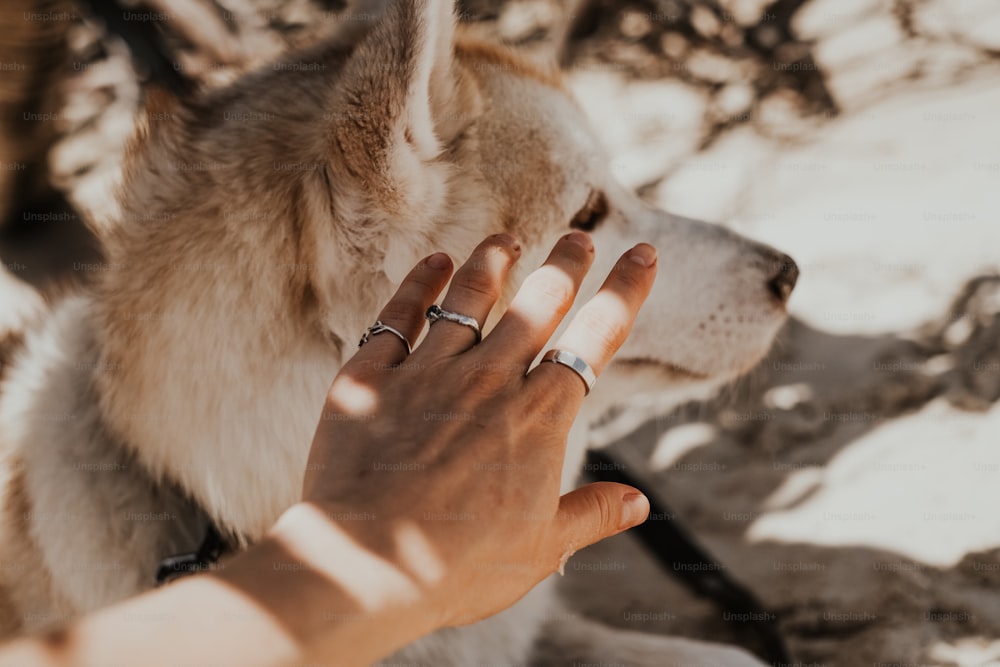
[0,232,660,667]
[296,231,658,628]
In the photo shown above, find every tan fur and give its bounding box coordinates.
[0,465,69,636]
[455,34,567,92]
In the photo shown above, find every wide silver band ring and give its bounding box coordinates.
[359,321,412,354]
[426,305,482,344]
[541,349,596,396]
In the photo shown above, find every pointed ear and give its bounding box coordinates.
[330,0,471,203]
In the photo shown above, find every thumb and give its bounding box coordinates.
[553,482,649,555]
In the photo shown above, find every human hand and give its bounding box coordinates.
[288,231,657,630]
[0,235,659,667]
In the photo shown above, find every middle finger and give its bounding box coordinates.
[418,234,521,359]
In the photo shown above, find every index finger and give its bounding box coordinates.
[527,243,657,399]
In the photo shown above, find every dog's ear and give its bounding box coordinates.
[330,0,472,205]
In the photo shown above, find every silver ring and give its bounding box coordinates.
[359,321,412,354]
[541,349,596,396]
[425,305,482,344]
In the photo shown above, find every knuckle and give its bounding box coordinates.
[326,369,374,408]
[379,300,422,326]
[407,272,442,293]
[459,361,512,395]
[455,265,501,301]
[557,239,594,271]
[588,488,617,533]
[525,272,575,315]
[525,385,577,426]
[611,259,646,291]
[578,306,628,351]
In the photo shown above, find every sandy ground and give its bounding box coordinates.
[2,0,999,665]
[561,1,1000,664]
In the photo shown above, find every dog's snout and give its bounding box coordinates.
[767,254,799,303]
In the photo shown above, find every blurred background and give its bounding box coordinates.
[1,0,999,664]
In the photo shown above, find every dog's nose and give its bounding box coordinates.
[767,254,799,302]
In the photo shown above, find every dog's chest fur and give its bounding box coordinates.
[0,297,213,632]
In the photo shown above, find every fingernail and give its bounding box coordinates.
[627,244,657,267]
[564,231,593,250]
[621,492,649,527]
[426,253,450,270]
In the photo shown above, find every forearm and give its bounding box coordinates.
[0,504,436,667]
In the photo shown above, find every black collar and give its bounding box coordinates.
[155,523,231,585]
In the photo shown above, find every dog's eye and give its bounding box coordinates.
[570,190,608,232]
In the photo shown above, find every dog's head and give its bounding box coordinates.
[99,0,797,535]
[321,0,798,408]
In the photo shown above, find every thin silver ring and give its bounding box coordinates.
[541,349,596,396]
[358,321,412,354]
[425,305,482,344]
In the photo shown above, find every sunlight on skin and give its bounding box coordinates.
[276,504,424,612]
[0,506,446,667]
[395,521,446,586]
[515,263,580,325]
[0,575,303,667]
[329,374,380,416]
[556,283,633,377]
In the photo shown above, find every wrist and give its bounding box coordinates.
[258,502,442,661]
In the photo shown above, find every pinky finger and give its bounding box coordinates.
[528,244,657,399]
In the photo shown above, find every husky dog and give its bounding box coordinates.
[0,0,796,663]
